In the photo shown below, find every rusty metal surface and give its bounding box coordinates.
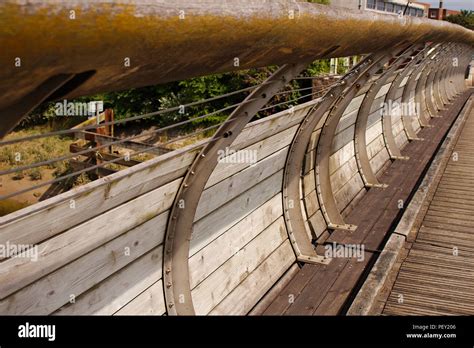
[1,0,474,127]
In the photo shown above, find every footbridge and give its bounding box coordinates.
[0,0,473,316]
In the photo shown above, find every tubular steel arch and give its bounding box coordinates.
[354,44,422,188]
[314,49,398,232]
[162,61,313,315]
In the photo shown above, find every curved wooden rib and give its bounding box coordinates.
[354,44,421,188]
[162,61,311,315]
[315,49,397,231]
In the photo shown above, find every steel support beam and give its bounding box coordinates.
[387,47,426,142]
[163,61,312,315]
[354,44,420,188]
[282,54,377,263]
[381,52,418,159]
[414,45,442,127]
[401,45,435,130]
[399,50,429,140]
[314,49,398,231]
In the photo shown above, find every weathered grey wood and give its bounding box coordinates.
[371,146,390,174]
[54,246,164,315]
[196,148,287,221]
[304,189,320,218]
[329,141,355,174]
[0,212,168,314]
[0,99,309,247]
[304,149,316,175]
[366,120,383,145]
[330,157,358,194]
[0,180,178,300]
[114,279,166,315]
[230,100,318,151]
[332,126,355,155]
[192,217,289,315]
[303,171,316,194]
[375,82,392,99]
[308,210,327,238]
[0,149,194,248]
[335,172,365,211]
[335,108,358,134]
[209,240,295,315]
[207,126,297,188]
[367,135,386,160]
[189,194,283,289]
[190,170,283,256]
[342,94,365,117]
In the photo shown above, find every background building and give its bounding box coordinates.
[428,1,461,20]
[330,0,428,17]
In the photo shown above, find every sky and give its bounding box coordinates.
[419,0,474,11]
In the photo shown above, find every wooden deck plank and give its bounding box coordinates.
[382,92,474,316]
[264,90,473,315]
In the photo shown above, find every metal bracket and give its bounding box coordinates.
[297,254,331,265]
[327,223,358,232]
[365,183,389,189]
[391,155,410,161]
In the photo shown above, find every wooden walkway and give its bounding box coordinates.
[261,90,473,315]
[384,98,474,316]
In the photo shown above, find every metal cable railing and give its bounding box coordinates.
[0,69,339,206]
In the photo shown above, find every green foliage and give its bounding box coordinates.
[445,10,474,30]
[304,60,331,76]
[22,59,332,133]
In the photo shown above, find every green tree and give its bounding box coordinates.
[445,10,474,30]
